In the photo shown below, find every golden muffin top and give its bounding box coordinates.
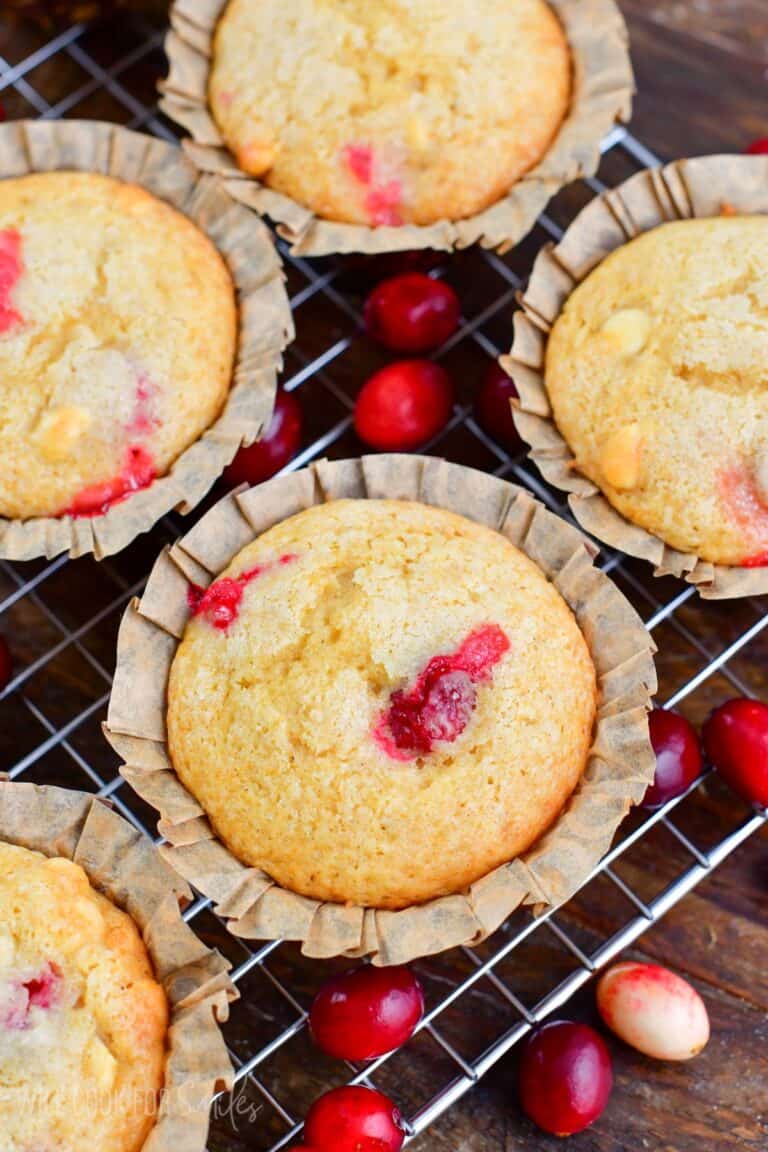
[546,215,768,567]
[0,171,236,520]
[167,498,596,909]
[0,841,167,1152]
[210,0,571,226]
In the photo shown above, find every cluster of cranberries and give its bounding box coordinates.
[355,266,521,453]
[222,259,520,488]
[519,959,710,1137]
[290,965,423,1151]
[643,699,768,810]
[290,695,768,1147]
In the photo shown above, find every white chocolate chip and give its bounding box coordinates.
[599,423,646,490]
[85,1035,118,1091]
[601,309,652,357]
[33,405,92,462]
[406,117,428,150]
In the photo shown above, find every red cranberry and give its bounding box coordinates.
[474,362,522,451]
[310,965,424,1061]
[703,698,768,807]
[223,388,302,488]
[354,360,453,451]
[364,273,460,353]
[747,138,768,155]
[642,709,703,809]
[0,636,11,691]
[304,1086,405,1152]
[519,1020,613,1137]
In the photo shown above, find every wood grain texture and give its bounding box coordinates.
[0,3,765,1151]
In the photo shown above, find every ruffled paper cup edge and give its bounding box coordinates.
[159,0,634,256]
[0,779,238,1152]
[0,119,293,562]
[104,453,657,966]
[505,152,768,600]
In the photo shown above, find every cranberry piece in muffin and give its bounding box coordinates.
[0,228,23,333]
[374,624,510,759]
[188,553,298,631]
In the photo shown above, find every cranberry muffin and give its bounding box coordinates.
[0,841,167,1151]
[0,171,236,520]
[209,0,571,227]
[167,499,596,909]
[546,216,768,567]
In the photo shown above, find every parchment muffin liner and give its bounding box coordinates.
[0,780,237,1152]
[160,0,634,257]
[0,119,293,562]
[504,153,768,599]
[104,454,657,966]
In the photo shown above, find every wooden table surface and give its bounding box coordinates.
[0,2,766,1151]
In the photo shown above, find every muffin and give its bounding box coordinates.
[208,0,571,227]
[0,840,167,1152]
[167,498,597,910]
[545,216,768,568]
[0,171,236,521]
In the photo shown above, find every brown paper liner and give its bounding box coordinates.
[0,780,237,1152]
[159,0,633,257]
[104,454,657,966]
[0,119,293,562]
[505,153,768,599]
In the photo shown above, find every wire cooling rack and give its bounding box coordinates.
[0,10,766,1151]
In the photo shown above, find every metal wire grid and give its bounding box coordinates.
[0,12,766,1150]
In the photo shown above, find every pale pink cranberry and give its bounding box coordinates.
[703,698,768,807]
[597,961,710,1061]
[309,965,424,1061]
[519,1021,613,1136]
